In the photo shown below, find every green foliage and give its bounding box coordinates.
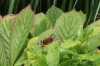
[33,13,53,37]
[24,6,100,66]
[46,5,63,26]
[1,5,100,66]
[46,42,59,66]
[0,41,10,66]
[54,10,84,40]
[0,5,34,66]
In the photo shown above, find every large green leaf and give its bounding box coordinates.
[11,5,34,65]
[33,13,53,37]
[46,42,59,66]
[54,10,84,40]
[0,15,15,66]
[46,5,63,26]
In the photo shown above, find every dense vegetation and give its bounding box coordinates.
[0,0,100,66]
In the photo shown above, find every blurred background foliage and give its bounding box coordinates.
[0,0,100,26]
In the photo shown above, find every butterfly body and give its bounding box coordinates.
[38,34,55,46]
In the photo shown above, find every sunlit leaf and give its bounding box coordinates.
[46,42,59,66]
[26,51,47,66]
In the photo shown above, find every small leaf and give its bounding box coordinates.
[46,42,59,66]
[55,10,84,40]
[46,5,63,26]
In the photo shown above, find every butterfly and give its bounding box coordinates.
[38,34,55,46]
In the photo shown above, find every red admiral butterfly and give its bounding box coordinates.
[38,34,55,46]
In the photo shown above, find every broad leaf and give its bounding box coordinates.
[11,5,34,65]
[33,13,53,37]
[54,10,84,40]
[46,42,59,66]
[0,14,15,66]
[46,5,63,26]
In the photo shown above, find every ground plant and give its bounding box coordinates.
[0,5,100,66]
